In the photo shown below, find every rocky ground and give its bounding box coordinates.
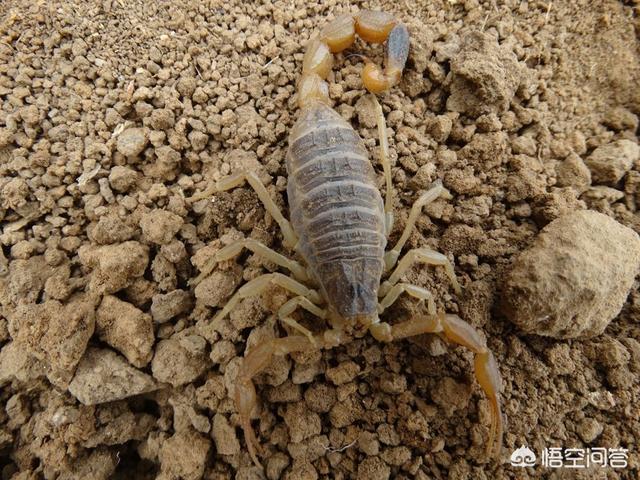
[0,0,639,479]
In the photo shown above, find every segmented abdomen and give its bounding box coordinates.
[286,103,386,319]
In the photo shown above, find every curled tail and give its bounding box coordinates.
[298,10,410,108]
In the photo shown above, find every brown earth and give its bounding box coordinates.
[0,0,639,479]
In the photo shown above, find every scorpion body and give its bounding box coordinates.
[287,103,386,325]
[190,10,504,469]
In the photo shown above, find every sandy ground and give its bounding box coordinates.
[0,0,639,479]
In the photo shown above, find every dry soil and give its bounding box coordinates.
[0,1,639,479]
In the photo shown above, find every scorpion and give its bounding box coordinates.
[190,10,503,468]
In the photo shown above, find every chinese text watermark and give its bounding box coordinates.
[510,445,629,469]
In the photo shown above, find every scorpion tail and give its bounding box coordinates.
[298,10,410,107]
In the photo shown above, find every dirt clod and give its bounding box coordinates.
[0,342,45,386]
[7,296,95,387]
[194,266,242,308]
[576,417,604,443]
[555,153,592,193]
[151,335,210,387]
[447,32,522,116]
[96,295,154,368]
[356,456,390,480]
[151,289,193,323]
[584,139,639,185]
[212,413,241,456]
[284,401,322,443]
[68,348,158,405]
[501,210,640,338]
[79,241,149,294]
[108,165,138,192]
[116,127,148,157]
[326,360,360,386]
[159,430,211,480]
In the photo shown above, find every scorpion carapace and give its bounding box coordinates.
[189,9,504,468]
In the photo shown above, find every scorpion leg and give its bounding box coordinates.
[381,247,461,295]
[212,272,322,325]
[377,282,436,316]
[277,295,327,346]
[236,330,348,467]
[187,171,298,250]
[383,182,453,270]
[370,94,395,236]
[371,313,503,459]
[190,238,308,287]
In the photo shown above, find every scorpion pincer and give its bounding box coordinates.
[190,10,504,468]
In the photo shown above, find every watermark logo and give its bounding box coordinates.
[510,446,629,469]
[510,445,536,467]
